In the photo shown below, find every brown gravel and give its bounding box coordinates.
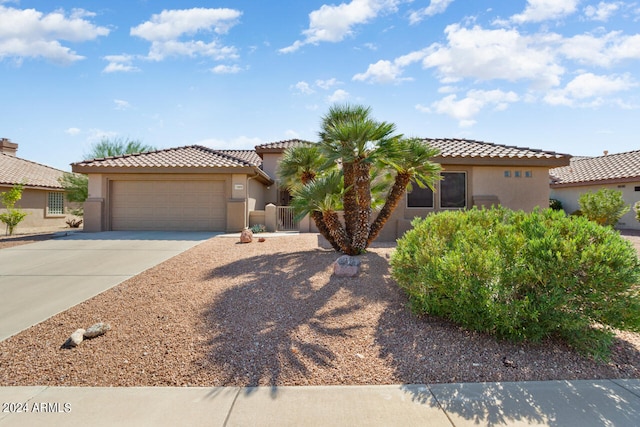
[1,234,639,387]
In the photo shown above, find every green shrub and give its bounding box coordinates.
[579,188,629,227]
[250,224,266,233]
[549,198,563,210]
[390,207,640,359]
[0,184,28,236]
[634,201,640,222]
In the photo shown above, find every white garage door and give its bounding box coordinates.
[110,180,226,231]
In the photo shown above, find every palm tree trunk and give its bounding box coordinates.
[367,172,412,245]
[352,161,372,252]
[322,211,354,254]
[342,162,357,243]
[311,210,341,251]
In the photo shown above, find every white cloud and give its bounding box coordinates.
[422,25,564,89]
[65,127,81,136]
[130,8,241,61]
[509,0,579,24]
[0,6,109,64]
[102,54,141,73]
[425,89,520,127]
[293,81,315,95]
[560,32,640,67]
[114,99,131,110]
[327,89,350,103]
[280,0,400,53]
[353,49,428,83]
[211,64,243,74]
[131,8,241,41]
[544,72,637,106]
[409,0,454,24]
[584,2,621,21]
[316,78,340,90]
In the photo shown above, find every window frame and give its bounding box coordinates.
[47,192,65,216]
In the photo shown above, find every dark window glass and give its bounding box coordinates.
[407,184,434,208]
[441,172,466,208]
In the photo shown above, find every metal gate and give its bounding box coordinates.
[277,206,298,231]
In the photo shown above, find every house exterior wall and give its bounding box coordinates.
[551,181,640,230]
[260,153,281,205]
[375,165,553,242]
[471,165,551,211]
[0,185,74,232]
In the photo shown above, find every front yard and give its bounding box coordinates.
[0,234,639,386]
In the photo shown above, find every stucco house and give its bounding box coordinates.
[0,138,74,232]
[550,150,640,230]
[72,138,569,241]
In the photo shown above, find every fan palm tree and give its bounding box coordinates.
[367,138,441,245]
[318,104,398,253]
[289,171,350,253]
[277,144,341,251]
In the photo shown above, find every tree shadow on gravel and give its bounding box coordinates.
[198,247,391,394]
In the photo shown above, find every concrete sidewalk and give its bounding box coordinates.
[0,380,639,426]
[0,231,217,341]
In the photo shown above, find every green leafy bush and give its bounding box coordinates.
[634,201,640,222]
[579,188,629,226]
[391,207,640,359]
[0,184,28,236]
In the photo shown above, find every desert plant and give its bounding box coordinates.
[634,201,640,222]
[390,207,640,359]
[0,184,28,235]
[578,188,629,227]
[66,218,83,228]
[250,224,266,233]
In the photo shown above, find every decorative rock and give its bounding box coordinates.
[258,237,266,243]
[62,328,86,349]
[333,255,362,277]
[240,229,253,243]
[84,322,111,339]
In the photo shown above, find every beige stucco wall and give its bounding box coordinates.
[471,165,551,211]
[551,181,640,230]
[374,165,553,242]
[0,186,75,232]
[260,153,281,205]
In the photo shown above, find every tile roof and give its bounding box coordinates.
[550,150,640,186]
[72,145,262,168]
[255,139,314,153]
[424,138,569,161]
[0,153,65,189]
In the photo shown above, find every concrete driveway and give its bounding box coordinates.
[0,231,217,341]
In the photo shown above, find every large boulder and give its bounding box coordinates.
[240,229,253,243]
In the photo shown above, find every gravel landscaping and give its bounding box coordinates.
[1,233,639,387]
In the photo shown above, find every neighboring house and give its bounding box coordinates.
[72,138,569,241]
[550,150,640,230]
[0,138,73,232]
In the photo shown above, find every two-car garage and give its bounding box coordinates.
[109,180,226,231]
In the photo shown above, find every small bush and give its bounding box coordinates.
[250,224,266,233]
[634,201,640,222]
[549,198,563,210]
[579,188,629,227]
[390,207,640,359]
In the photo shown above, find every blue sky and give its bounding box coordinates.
[2,0,640,171]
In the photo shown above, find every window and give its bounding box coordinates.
[504,171,511,178]
[525,171,533,178]
[407,184,434,208]
[48,192,64,215]
[440,172,466,208]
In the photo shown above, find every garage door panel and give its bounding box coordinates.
[111,180,226,231]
